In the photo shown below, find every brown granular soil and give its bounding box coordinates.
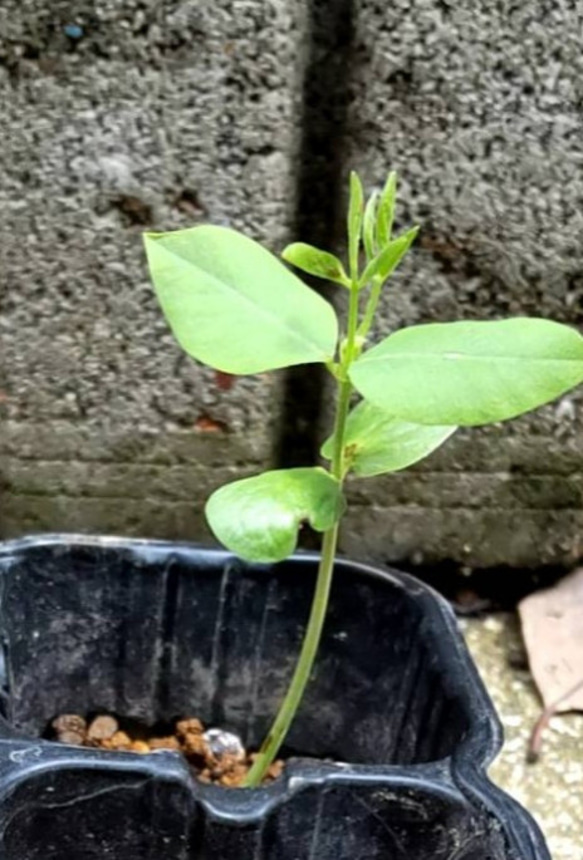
[50,713,283,788]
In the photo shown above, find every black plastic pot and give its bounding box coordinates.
[0,535,548,860]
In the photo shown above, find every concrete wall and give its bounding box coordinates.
[339,0,583,569]
[2,0,583,570]
[1,0,306,537]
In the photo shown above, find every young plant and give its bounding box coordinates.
[144,171,583,787]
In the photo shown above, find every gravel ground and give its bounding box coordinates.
[462,613,582,860]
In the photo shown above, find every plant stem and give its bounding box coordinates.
[243,522,340,786]
[243,284,360,788]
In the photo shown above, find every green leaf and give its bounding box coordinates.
[282,243,349,286]
[363,191,379,261]
[144,226,338,374]
[350,319,583,426]
[376,171,397,247]
[347,171,364,278]
[359,227,419,288]
[205,468,345,562]
[321,400,456,476]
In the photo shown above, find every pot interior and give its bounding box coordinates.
[0,540,472,767]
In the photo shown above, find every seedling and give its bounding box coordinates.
[144,171,583,786]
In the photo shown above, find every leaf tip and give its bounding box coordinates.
[350,170,364,196]
[385,170,397,191]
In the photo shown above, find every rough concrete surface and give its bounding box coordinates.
[1,0,306,537]
[2,0,583,572]
[338,0,583,567]
[462,613,582,860]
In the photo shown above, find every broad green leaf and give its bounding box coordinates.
[282,243,349,286]
[144,226,338,374]
[376,171,397,247]
[363,191,379,260]
[206,468,345,563]
[350,319,583,426]
[359,227,419,288]
[347,171,364,278]
[321,401,456,476]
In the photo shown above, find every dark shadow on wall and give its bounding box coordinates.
[275,0,356,471]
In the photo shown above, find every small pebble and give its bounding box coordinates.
[52,714,87,738]
[109,731,132,750]
[57,730,85,746]
[176,718,203,737]
[51,713,284,786]
[87,715,119,742]
[220,764,247,787]
[203,728,245,762]
[267,760,284,781]
[148,736,180,751]
[182,732,208,757]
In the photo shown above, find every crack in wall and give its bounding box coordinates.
[274,0,356,474]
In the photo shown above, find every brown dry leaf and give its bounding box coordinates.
[519,568,583,713]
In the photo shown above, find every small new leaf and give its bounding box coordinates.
[144,226,338,374]
[205,468,345,563]
[350,318,583,426]
[348,171,364,279]
[359,227,419,288]
[321,400,456,476]
[363,191,379,261]
[282,243,350,286]
[376,171,397,247]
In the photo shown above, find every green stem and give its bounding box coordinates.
[243,283,360,788]
[243,522,340,787]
